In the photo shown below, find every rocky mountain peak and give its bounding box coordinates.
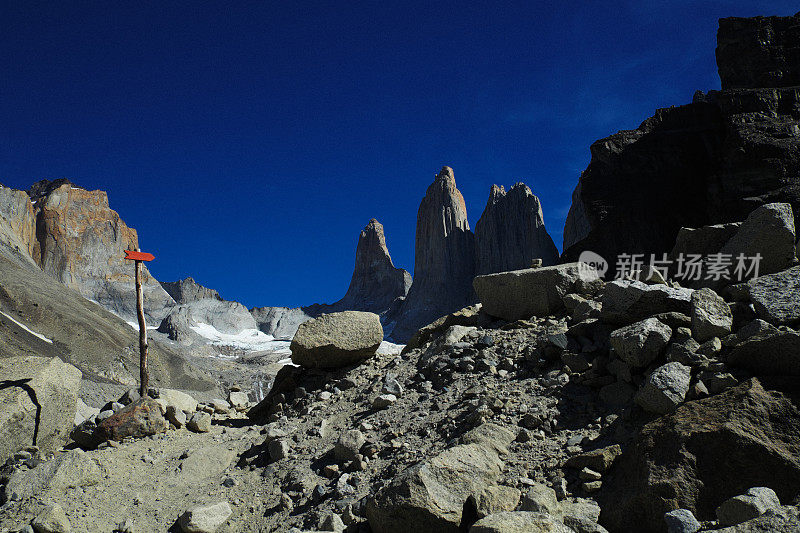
[160,277,223,304]
[475,182,559,275]
[26,178,77,202]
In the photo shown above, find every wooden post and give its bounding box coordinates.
[134,257,149,398]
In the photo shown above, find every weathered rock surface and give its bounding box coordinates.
[609,318,672,368]
[28,180,175,324]
[366,440,504,533]
[635,362,692,414]
[473,263,600,321]
[474,183,559,275]
[717,14,800,90]
[690,288,733,341]
[330,218,411,315]
[290,311,383,368]
[157,298,257,344]
[178,501,233,533]
[716,487,781,527]
[726,329,800,376]
[563,13,800,270]
[3,449,101,502]
[392,167,477,342]
[600,281,693,325]
[719,203,796,276]
[0,182,38,269]
[160,277,222,304]
[598,378,800,532]
[469,511,573,533]
[0,356,81,462]
[746,266,800,326]
[97,397,169,442]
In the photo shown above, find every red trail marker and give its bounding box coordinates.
[124,249,154,396]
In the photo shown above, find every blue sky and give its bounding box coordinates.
[2,1,797,308]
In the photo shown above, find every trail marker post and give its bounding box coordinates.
[124,249,155,397]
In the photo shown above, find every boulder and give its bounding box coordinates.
[97,398,168,442]
[474,183,559,275]
[609,318,672,368]
[391,167,477,342]
[469,485,521,518]
[726,330,800,376]
[598,378,800,532]
[690,288,733,341]
[716,487,781,527]
[403,305,481,352]
[669,223,741,261]
[664,509,701,533]
[746,266,800,327]
[290,311,383,368]
[188,412,212,433]
[0,356,82,462]
[334,430,366,462]
[468,511,573,533]
[473,263,601,321]
[366,442,504,533]
[719,203,797,276]
[713,506,800,532]
[3,449,101,502]
[519,484,559,516]
[635,362,692,414]
[564,445,622,474]
[155,388,199,414]
[600,281,694,325]
[32,502,72,533]
[178,501,233,533]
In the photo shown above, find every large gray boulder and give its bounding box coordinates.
[3,449,101,502]
[0,356,82,462]
[719,203,797,276]
[600,281,694,325]
[716,487,781,527]
[690,288,733,341]
[473,263,600,321]
[636,362,692,414]
[290,311,383,368]
[746,266,800,327]
[366,441,505,533]
[609,318,672,368]
[469,512,574,533]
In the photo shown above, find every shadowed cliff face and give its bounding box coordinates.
[391,167,477,342]
[475,183,560,275]
[563,12,800,268]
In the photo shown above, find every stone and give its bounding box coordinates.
[155,389,198,414]
[166,406,187,428]
[690,288,733,341]
[178,501,233,533]
[381,375,403,397]
[159,277,222,304]
[470,485,521,518]
[210,399,230,413]
[459,423,516,456]
[178,445,237,484]
[366,443,504,533]
[664,509,701,533]
[187,412,212,433]
[518,483,559,516]
[727,330,800,376]
[609,318,672,368]
[700,371,739,395]
[670,223,742,263]
[473,263,601,321]
[334,430,366,462]
[564,445,622,473]
[97,398,168,442]
[0,356,82,463]
[228,391,249,410]
[3,450,101,502]
[598,378,800,532]
[474,183,559,275]
[441,325,476,345]
[372,394,397,410]
[268,439,290,461]
[600,281,694,325]
[746,266,800,327]
[716,487,782,527]
[468,511,574,533]
[402,305,482,351]
[73,398,100,426]
[392,167,477,343]
[32,502,72,533]
[562,498,602,524]
[719,203,797,276]
[579,468,602,481]
[635,362,692,414]
[290,311,383,368]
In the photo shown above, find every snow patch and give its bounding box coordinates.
[377,340,404,355]
[190,322,291,354]
[0,311,53,344]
